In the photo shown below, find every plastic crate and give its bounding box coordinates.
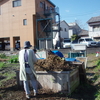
[68,52,85,58]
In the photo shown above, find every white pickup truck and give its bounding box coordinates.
[78,37,98,47]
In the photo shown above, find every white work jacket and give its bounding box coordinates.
[19,49,38,81]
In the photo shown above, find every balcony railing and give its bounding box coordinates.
[44,7,59,16]
[89,31,100,37]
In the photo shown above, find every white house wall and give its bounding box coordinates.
[53,32,59,46]
[89,31,100,38]
[60,21,69,38]
[69,30,73,38]
[88,26,93,32]
[89,26,100,38]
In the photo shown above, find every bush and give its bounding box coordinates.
[9,55,18,63]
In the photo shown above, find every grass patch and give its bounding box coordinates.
[8,55,18,63]
[0,62,5,69]
[95,90,100,100]
[88,58,100,99]
[86,54,100,99]
[0,54,19,86]
[0,67,16,86]
[94,59,100,73]
[3,72,16,80]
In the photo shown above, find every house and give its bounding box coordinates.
[60,20,69,39]
[53,20,69,48]
[0,0,60,51]
[87,16,100,41]
[78,29,89,37]
[68,22,82,36]
[53,21,84,48]
[68,22,89,39]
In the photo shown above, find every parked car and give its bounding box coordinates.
[71,40,78,44]
[78,37,97,47]
[97,41,100,47]
[61,39,71,48]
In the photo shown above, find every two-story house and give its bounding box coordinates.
[0,0,60,51]
[68,22,82,36]
[53,20,69,48]
[78,29,89,37]
[60,20,69,39]
[87,16,100,41]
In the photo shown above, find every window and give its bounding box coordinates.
[50,7,53,10]
[50,7,53,13]
[79,39,84,42]
[40,2,44,8]
[65,28,66,31]
[64,39,71,43]
[12,0,21,7]
[23,19,27,25]
[85,38,93,41]
[45,4,49,9]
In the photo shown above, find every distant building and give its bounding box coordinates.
[53,20,69,48]
[68,22,82,36]
[53,21,89,48]
[87,16,100,41]
[60,20,69,38]
[0,0,60,50]
[78,29,89,37]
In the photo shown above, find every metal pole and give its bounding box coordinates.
[36,20,38,49]
[58,14,61,48]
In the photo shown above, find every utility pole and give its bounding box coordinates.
[58,13,61,49]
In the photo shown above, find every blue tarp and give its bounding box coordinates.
[38,58,45,59]
[51,50,64,57]
[65,58,80,62]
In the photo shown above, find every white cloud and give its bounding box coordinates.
[65,10,69,12]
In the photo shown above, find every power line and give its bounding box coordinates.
[60,10,100,18]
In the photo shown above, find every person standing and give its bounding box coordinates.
[19,41,38,99]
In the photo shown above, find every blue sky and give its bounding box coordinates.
[50,0,100,30]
